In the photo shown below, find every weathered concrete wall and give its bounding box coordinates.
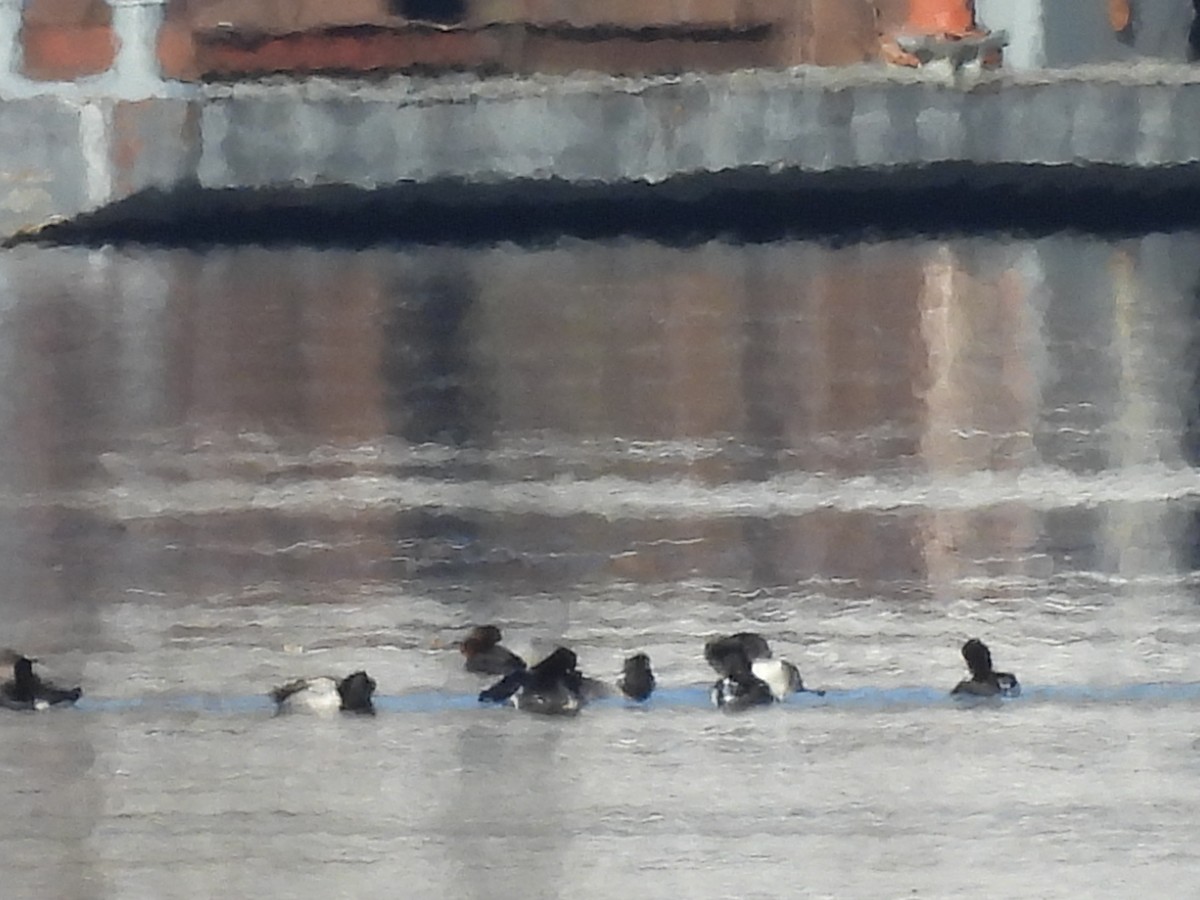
[4,65,1200,240]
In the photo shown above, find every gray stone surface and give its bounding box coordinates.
[3,65,1200,238]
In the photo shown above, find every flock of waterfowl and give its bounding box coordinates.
[0,629,1019,717]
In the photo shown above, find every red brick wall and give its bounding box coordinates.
[22,0,898,83]
[782,0,879,66]
[22,0,115,81]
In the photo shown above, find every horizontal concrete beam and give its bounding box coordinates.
[4,65,1200,239]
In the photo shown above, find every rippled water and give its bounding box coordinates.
[1,233,1200,898]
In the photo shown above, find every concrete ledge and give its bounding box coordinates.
[4,64,1200,240]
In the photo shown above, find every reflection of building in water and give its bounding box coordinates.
[916,242,1044,598]
[1,251,116,489]
[0,250,138,900]
[0,249,119,630]
[0,712,107,900]
[381,259,490,447]
[472,241,936,590]
[471,242,750,585]
[172,248,388,441]
[1184,263,1200,469]
[744,242,928,591]
[1037,236,1199,583]
[7,237,1200,603]
[440,722,575,900]
[1185,262,1200,572]
[1099,242,1191,582]
[475,243,745,443]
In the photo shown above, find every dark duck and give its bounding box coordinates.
[575,652,659,703]
[950,638,1020,698]
[708,642,777,712]
[704,632,773,672]
[478,646,586,715]
[704,632,816,703]
[455,625,526,676]
[0,650,82,710]
[617,653,656,702]
[270,670,377,715]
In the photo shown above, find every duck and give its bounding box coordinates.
[617,653,656,702]
[573,652,658,703]
[704,632,772,673]
[950,638,1020,698]
[454,625,526,676]
[704,632,817,702]
[710,644,776,712]
[749,658,808,701]
[0,650,81,710]
[270,670,376,715]
[478,646,585,715]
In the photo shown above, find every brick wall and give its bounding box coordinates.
[17,0,896,82]
[22,0,116,81]
[155,0,885,79]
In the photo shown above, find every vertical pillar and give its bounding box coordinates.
[0,0,31,94]
[976,0,1045,68]
[107,0,168,98]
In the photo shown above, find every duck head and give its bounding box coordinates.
[456,625,503,658]
[704,632,773,676]
[337,670,377,713]
[962,638,994,679]
[1,649,38,703]
[619,653,656,702]
[532,646,578,679]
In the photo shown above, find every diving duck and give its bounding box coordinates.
[0,650,81,711]
[270,670,377,715]
[478,646,585,715]
[455,625,526,676]
[950,638,1020,698]
[710,643,776,712]
[705,632,815,702]
[617,653,656,702]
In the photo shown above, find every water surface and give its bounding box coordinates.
[1,233,1199,898]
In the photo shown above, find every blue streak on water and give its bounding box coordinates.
[64,681,1200,715]
[75,695,277,714]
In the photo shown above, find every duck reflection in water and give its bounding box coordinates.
[951,639,1020,699]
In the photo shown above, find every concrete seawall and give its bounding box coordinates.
[5,64,1200,241]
